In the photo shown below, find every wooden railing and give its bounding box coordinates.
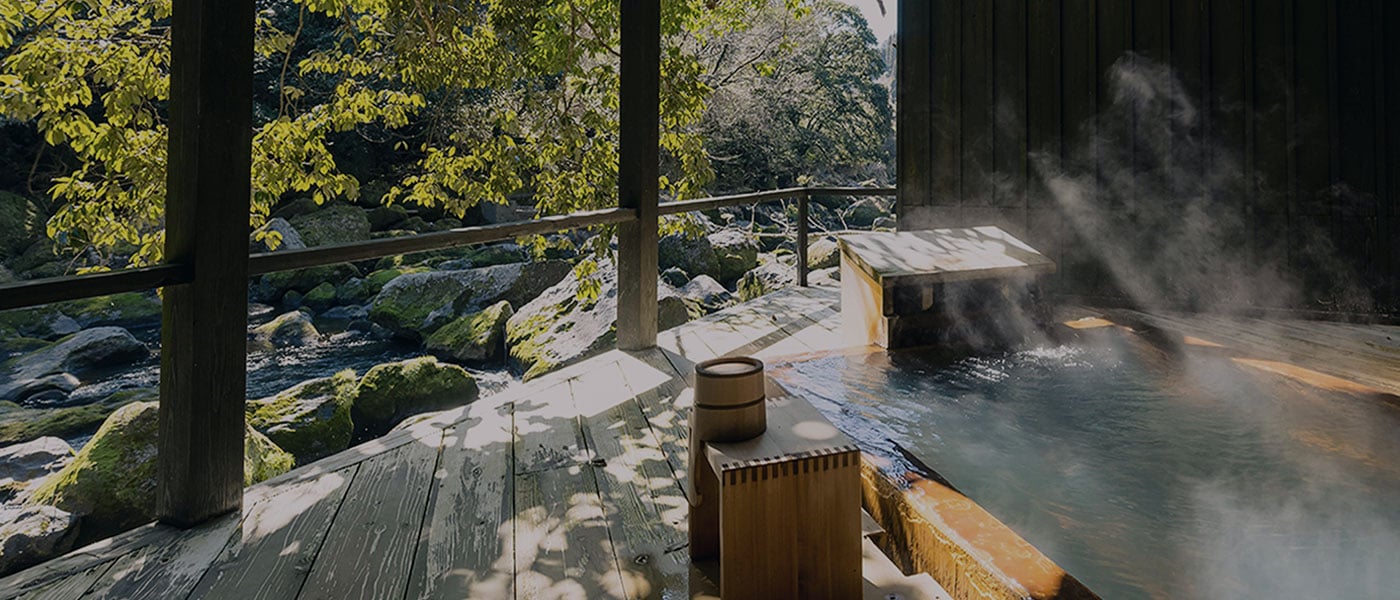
[0,187,894,312]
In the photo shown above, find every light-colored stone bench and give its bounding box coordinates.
[837,227,1056,349]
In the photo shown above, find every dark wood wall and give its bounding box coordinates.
[897,0,1399,312]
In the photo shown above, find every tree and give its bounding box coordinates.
[0,0,800,268]
[695,0,892,192]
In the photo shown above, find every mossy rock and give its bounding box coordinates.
[299,208,368,243]
[708,230,760,284]
[366,205,409,231]
[353,357,478,434]
[659,232,718,280]
[0,388,155,449]
[56,292,161,329]
[302,282,338,312]
[258,263,361,299]
[0,305,74,340]
[806,237,841,270]
[738,255,796,302]
[425,301,513,364]
[26,402,292,542]
[0,191,43,260]
[248,311,319,351]
[369,261,570,339]
[465,244,527,268]
[0,336,49,356]
[248,370,357,464]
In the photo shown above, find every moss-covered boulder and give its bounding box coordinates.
[247,311,319,351]
[841,197,890,228]
[353,357,478,434]
[0,304,78,341]
[659,232,718,280]
[425,301,513,364]
[506,262,690,380]
[335,266,426,305]
[57,292,162,330]
[0,191,43,260]
[366,205,409,231]
[257,263,361,301]
[248,370,357,464]
[302,282,338,312]
[26,402,293,541]
[369,260,570,339]
[288,204,371,247]
[465,243,527,268]
[806,236,841,270]
[708,230,760,284]
[0,388,156,445]
[738,254,796,301]
[680,275,736,314]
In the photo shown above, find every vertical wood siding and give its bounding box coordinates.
[897,0,1398,311]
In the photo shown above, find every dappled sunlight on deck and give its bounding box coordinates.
[0,286,851,599]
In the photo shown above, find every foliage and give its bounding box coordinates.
[696,0,892,191]
[0,0,802,268]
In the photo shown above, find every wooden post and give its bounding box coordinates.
[617,0,661,350]
[896,0,933,226]
[797,192,810,287]
[158,0,255,526]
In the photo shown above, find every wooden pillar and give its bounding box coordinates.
[158,0,255,525]
[896,0,934,226]
[617,0,661,350]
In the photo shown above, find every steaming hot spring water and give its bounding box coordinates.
[768,328,1400,599]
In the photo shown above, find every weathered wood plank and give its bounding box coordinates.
[17,560,115,600]
[81,511,243,599]
[961,0,994,206]
[571,363,690,598]
[188,468,356,600]
[898,0,935,213]
[404,401,515,599]
[992,0,1028,210]
[514,464,626,599]
[617,349,695,485]
[513,378,588,475]
[0,523,176,598]
[296,431,441,600]
[928,0,960,208]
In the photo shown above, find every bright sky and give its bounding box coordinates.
[845,0,896,42]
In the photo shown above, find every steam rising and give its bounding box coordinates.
[1034,54,1374,314]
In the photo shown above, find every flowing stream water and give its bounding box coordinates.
[769,332,1400,599]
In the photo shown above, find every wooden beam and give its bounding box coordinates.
[0,264,192,311]
[896,0,933,224]
[158,0,255,526]
[616,0,661,350]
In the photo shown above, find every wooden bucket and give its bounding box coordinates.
[692,356,767,443]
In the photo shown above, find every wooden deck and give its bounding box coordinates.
[0,286,859,600]
[7,281,1396,600]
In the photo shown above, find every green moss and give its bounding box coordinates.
[244,427,294,485]
[248,370,357,464]
[353,357,478,433]
[56,292,161,327]
[261,263,361,296]
[424,301,512,363]
[27,401,292,542]
[303,282,337,310]
[1,335,49,355]
[0,388,154,446]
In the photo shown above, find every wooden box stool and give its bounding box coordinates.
[690,393,862,599]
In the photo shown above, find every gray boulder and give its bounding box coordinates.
[0,437,74,496]
[660,267,689,288]
[0,505,80,576]
[681,275,736,313]
[738,255,797,301]
[708,230,760,284]
[842,198,890,228]
[806,237,841,270]
[369,260,571,339]
[659,232,718,279]
[506,261,690,380]
[0,328,148,403]
[248,311,320,351]
[288,204,371,247]
[808,266,841,287]
[249,217,306,253]
[425,301,514,364]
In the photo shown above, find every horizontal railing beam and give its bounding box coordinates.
[0,264,194,311]
[249,206,637,276]
[0,187,895,312]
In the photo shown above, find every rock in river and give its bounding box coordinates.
[248,370,357,464]
[425,301,514,364]
[352,357,479,434]
[369,260,570,339]
[26,402,293,543]
[247,311,320,351]
[0,327,148,404]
